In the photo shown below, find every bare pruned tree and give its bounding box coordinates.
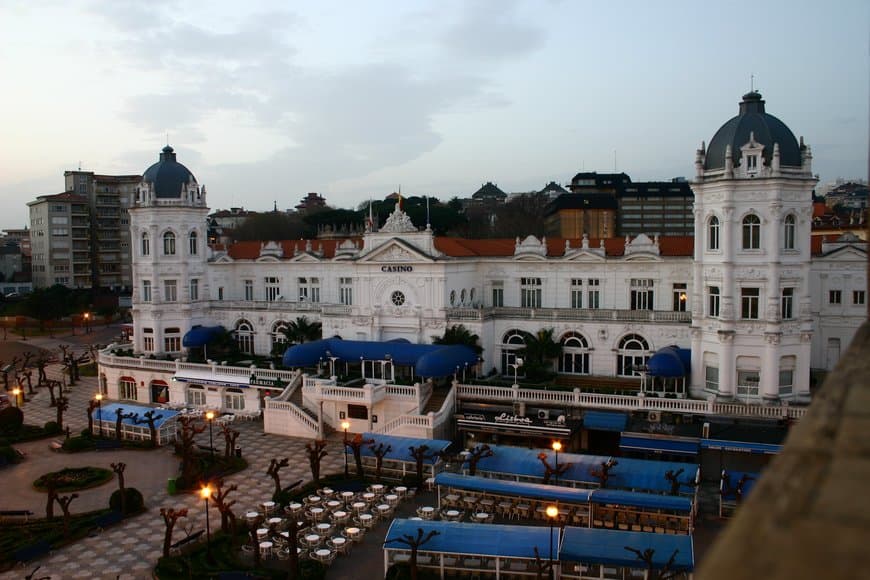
[111,462,128,515]
[466,444,493,476]
[538,452,571,485]
[266,457,290,497]
[624,546,681,580]
[385,527,441,580]
[160,507,189,558]
[133,410,164,448]
[211,479,238,535]
[175,416,207,484]
[345,433,374,477]
[56,493,79,537]
[219,422,240,459]
[369,442,392,482]
[589,458,618,489]
[305,440,328,484]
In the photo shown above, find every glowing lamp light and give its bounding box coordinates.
[200,485,212,500]
[341,421,350,431]
[551,441,562,452]
[205,410,215,421]
[546,505,559,519]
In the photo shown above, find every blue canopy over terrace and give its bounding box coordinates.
[358,433,452,463]
[182,325,226,348]
[560,527,694,570]
[282,338,478,377]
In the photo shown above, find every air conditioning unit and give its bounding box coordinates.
[538,409,551,420]
[648,411,661,423]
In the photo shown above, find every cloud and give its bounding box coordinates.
[88,1,547,206]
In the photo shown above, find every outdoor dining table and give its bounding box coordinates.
[474,512,490,522]
[321,488,335,497]
[376,504,391,514]
[370,484,385,492]
[344,526,362,541]
[259,541,273,557]
[359,513,374,527]
[313,549,332,562]
[419,506,435,519]
[444,494,460,505]
[304,534,321,546]
[326,500,342,510]
[444,509,461,521]
[256,528,269,538]
[384,493,399,506]
[262,501,276,512]
[245,511,260,520]
[268,517,283,525]
[287,503,303,513]
[308,495,322,504]
[316,523,332,534]
[309,507,325,519]
[362,492,376,501]
[394,486,407,497]
[340,491,355,501]
[351,502,367,512]
[331,536,348,552]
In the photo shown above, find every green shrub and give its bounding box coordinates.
[43,421,62,435]
[109,487,144,515]
[62,436,95,452]
[34,467,113,492]
[80,429,92,438]
[0,406,24,434]
[0,445,18,464]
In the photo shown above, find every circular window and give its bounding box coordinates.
[391,291,405,306]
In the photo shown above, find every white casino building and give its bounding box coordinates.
[99,92,866,440]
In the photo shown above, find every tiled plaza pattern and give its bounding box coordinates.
[0,333,347,580]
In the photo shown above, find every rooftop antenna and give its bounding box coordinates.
[78,161,81,171]
[166,132,169,146]
[426,195,431,230]
[750,73,755,92]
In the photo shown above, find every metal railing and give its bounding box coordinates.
[446,307,692,323]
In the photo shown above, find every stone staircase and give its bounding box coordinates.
[422,386,451,414]
[289,384,334,436]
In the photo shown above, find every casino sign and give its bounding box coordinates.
[456,411,574,437]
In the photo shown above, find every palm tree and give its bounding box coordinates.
[518,328,560,379]
[432,324,483,355]
[283,316,322,345]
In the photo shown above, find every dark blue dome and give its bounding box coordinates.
[142,145,197,198]
[705,92,802,170]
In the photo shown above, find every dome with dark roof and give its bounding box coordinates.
[704,92,802,170]
[142,145,197,198]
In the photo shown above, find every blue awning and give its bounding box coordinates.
[559,527,694,571]
[182,325,226,348]
[435,473,594,504]
[282,338,478,377]
[358,433,451,464]
[700,438,782,455]
[385,519,556,559]
[464,445,699,495]
[620,434,700,456]
[583,411,628,432]
[589,489,692,513]
[647,346,689,377]
[93,403,179,428]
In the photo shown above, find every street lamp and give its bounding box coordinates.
[552,441,562,484]
[201,485,213,563]
[205,411,215,461]
[11,387,21,408]
[83,312,91,333]
[95,393,103,437]
[341,420,350,477]
[546,505,559,580]
[509,357,524,387]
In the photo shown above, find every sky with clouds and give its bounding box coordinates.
[0,0,867,229]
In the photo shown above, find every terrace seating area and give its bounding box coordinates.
[351,433,452,482]
[239,483,417,567]
[382,520,695,579]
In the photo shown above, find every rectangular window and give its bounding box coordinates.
[265,277,280,301]
[189,278,199,301]
[779,369,794,396]
[705,366,719,391]
[672,283,687,312]
[164,279,177,302]
[298,277,308,301]
[143,336,154,351]
[339,277,353,305]
[854,290,866,306]
[244,279,254,301]
[829,290,842,305]
[119,379,138,401]
[347,404,368,420]
[309,277,320,303]
[224,390,245,411]
[630,279,654,311]
[570,279,583,309]
[781,287,794,320]
[186,387,206,406]
[708,286,720,317]
[491,281,504,307]
[737,370,760,396]
[142,280,152,302]
[587,279,600,309]
[741,287,759,319]
[520,277,542,308]
[164,336,181,352]
[218,287,224,301]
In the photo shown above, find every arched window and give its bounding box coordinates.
[235,319,254,355]
[742,214,761,250]
[188,231,198,255]
[559,331,590,375]
[783,214,796,250]
[141,232,150,256]
[500,329,528,375]
[271,321,289,353]
[617,334,650,377]
[186,384,206,406]
[225,387,245,410]
[163,231,176,255]
[119,377,138,401]
[707,216,720,250]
